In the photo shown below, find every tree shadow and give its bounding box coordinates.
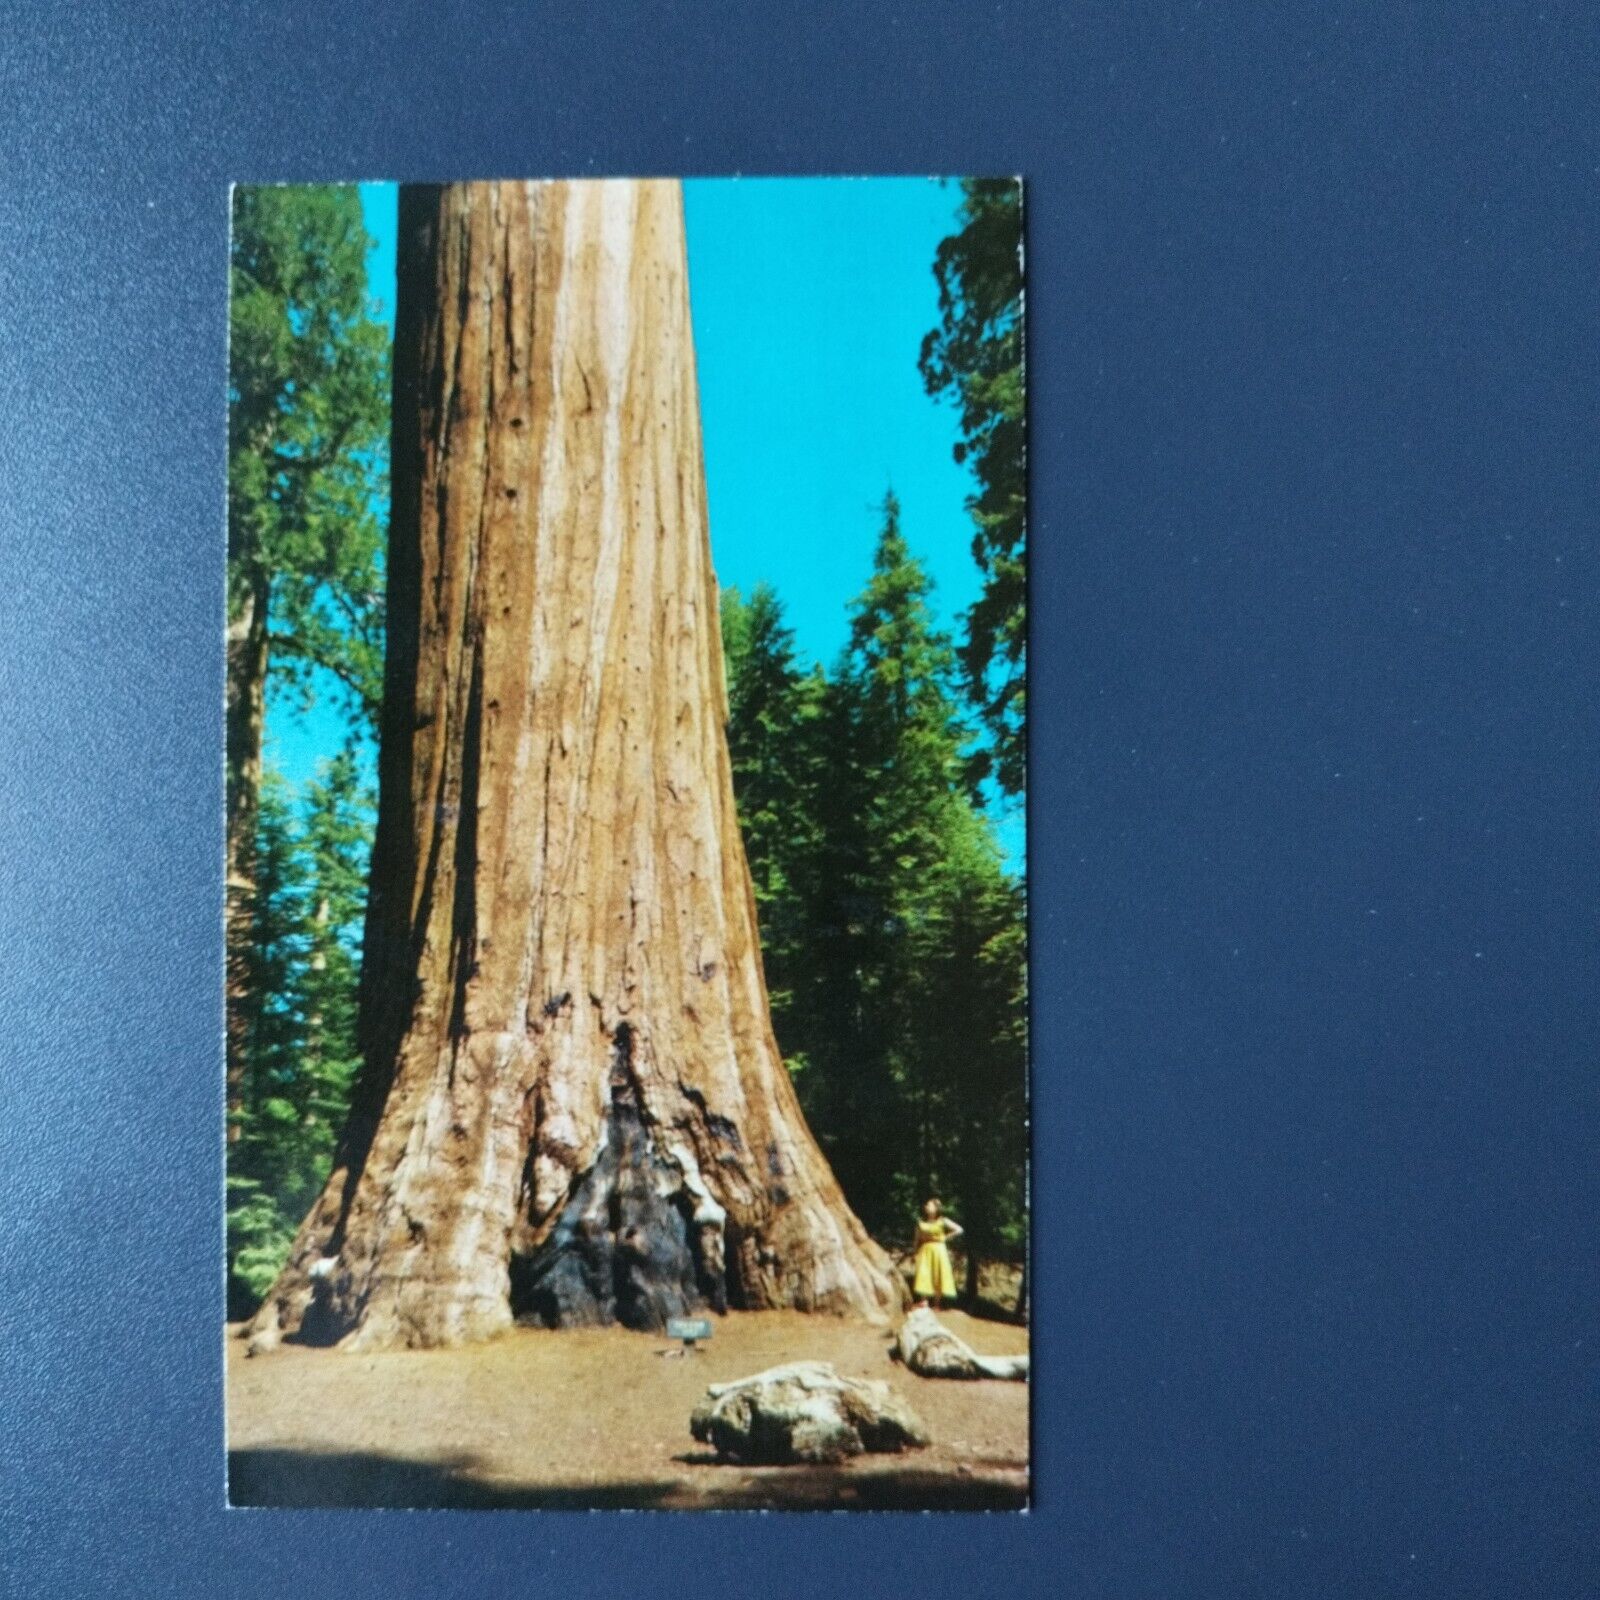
[675,1460,1027,1511]
[956,1294,1028,1327]
[228,1445,1027,1512]
[227,1447,680,1510]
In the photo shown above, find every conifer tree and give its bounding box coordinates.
[719,584,824,1038]
[764,492,1028,1271]
[772,492,968,1235]
[920,179,1026,797]
[291,752,372,1181]
[226,771,311,1311]
[909,803,1027,1297]
[226,758,375,1315]
[227,186,389,1147]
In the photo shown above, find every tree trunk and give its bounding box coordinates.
[225,569,268,1144]
[249,179,901,1352]
[963,1245,980,1308]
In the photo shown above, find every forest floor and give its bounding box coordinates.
[226,1303,1029,1511]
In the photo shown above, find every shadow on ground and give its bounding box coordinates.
[228,1446,1027,1512]
[960,1294,1029,1328]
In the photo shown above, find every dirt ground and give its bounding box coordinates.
[226,1306,1029,1511]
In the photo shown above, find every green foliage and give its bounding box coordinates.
[722,495,1028,1265]
[919,178,1026,797]
[226,760,373,1314]
[226,191,386,1316]
[721,583,827,1030]
[229,184,389,728]
[223,184,1026,1310]
[225,1176,301,1304]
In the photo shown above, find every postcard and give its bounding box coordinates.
[224,176,1027,1510]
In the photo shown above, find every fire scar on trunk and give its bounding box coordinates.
[245,178,899,1354]
[509,1021,730,1329]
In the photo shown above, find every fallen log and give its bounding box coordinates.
[893,1308,1029,1381]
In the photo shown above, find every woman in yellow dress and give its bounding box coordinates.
[911,1198,963,1310]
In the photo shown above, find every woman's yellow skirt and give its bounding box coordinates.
[913,1239,956,1299]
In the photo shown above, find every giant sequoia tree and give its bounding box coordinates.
[249,180,899,1353]
[920,178,1025,798]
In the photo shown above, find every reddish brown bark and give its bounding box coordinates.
[225,570,268,1145]
[249,180,900,1352]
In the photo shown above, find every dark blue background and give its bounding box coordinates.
[2,4,1595,1595]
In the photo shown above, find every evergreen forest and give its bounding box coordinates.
[225,180,1027,1318]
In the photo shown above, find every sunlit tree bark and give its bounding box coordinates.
[249,179,900,1351]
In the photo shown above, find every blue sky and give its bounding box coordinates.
[683,178,981,667]
[266,178,1020,862]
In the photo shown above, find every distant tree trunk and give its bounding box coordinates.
[225,570,268,1143]
[249,180,901,1352]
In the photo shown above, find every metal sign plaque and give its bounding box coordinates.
[666,1317,713,1344]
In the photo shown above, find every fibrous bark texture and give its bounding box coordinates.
[248,179,899,1352]
[224,572,268,1144]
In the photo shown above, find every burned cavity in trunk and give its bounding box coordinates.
[510,1023,728,1331]
[244,181,899,1356]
